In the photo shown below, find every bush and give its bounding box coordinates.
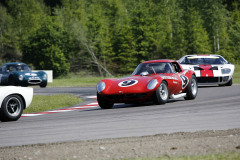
[21,18,73,77]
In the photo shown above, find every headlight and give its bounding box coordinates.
[221,68,231,74]
[18,75,24,81]
[147,79,158,90]
[97,81,106,92]
[43,74,47,80]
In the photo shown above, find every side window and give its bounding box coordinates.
[172,62,182,73]
[170,63,176,73]
[164,63,174,73]
[2,66,6,72]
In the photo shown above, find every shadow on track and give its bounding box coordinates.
[81,98,185,112]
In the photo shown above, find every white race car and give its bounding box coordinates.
[178,55,235,86]
[0,86,33,122]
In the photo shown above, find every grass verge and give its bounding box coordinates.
[23,94,82,113]
[233,64,240,84]
[48,76,104,87]
[125,152,240,160]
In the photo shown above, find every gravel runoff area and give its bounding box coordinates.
[1,129,240,160]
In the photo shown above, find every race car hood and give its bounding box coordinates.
[12,71,45,77]
[98,75,162,95]
[181,64,235,77]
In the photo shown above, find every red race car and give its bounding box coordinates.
[97,60,198,109]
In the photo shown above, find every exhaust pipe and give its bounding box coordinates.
[169,93,187,99]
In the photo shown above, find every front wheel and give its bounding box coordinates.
[97,93,114,109]
[40,82,47,88]
[153,81,169,105]
[184,75,198,100]
[0,95,24,122]
[225,78,232,86]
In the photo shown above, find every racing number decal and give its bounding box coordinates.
[180,75,189,89]
[118,79,138,87]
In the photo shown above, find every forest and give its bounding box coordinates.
[0,0,240,77]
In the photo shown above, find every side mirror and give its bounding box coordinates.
[228,62,231,64]
[140,71,149,76]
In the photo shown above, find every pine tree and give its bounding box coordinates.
[7,0,48,45]
[153,0,187,60]
[228,1,240,62]
[21,18,73,77]
[0,4,20,62]
[196,0,231,57]
[182,0,211,54]
[127,0,156,62]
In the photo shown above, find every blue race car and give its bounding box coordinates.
[0,62,47,87]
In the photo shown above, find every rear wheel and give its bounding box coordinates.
[153,81,169,105]
[184,75,198,100]
[0,95,24,122]
[97,93,114,109]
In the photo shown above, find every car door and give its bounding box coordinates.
[170,62,188,94]
[163,63,180,95]
[0,65,10,84]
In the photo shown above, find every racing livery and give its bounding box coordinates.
[0,62,48,87]
[178,55,234,86]
[97,60,198,109]
[0,86,33,121]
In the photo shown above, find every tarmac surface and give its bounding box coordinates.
[0,85,240,147]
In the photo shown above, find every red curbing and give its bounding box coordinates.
[21,97,98,117]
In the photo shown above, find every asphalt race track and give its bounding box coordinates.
[0,85,240,147]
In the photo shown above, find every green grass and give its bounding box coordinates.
[48,76,105,87]
[123,152,240,160]
[47,71,109,87]
[23,94,82,113]
[233,64,240,84]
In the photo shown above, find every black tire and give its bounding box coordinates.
[40,82,47,88]
[97,93,114,109]
[225,78,233,86]
[21,84,28,87]
[0,95,24,122]
[153,81,169,105]
[184,75,198,100]
[8,77,16,86]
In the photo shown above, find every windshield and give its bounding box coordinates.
[132,62,174,75]
[7,65,31,72]
[180,56,227,65]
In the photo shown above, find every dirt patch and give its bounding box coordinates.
[1,129,240,160]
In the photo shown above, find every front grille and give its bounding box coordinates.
[197,77,219,83]
[28,80,41,84]
[197,76,229,83]
[106,93,147,100]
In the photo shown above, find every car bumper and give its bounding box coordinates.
[196,76,232,85]
[18,79,47,86]
[100,91,154,103]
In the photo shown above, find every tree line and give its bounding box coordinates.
[0,0,239,77]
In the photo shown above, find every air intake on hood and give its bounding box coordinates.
[194,67,203,70]
[209,66,218,70]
